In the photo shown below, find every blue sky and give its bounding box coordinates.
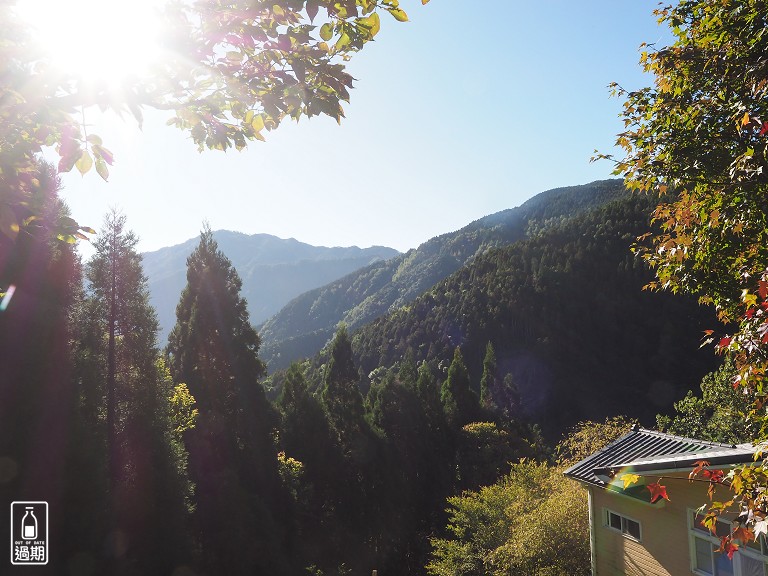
[56,0,670,255]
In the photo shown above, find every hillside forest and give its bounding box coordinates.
[0,174,724,575]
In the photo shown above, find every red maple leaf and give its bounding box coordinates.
[759,280,768,300]
[702,469,724,483]
[690,460,711,479]
[647,482,670,503]
[719,536,739,560]
[760,121,768,136]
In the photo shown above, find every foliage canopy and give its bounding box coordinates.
[607,0,768,553]
[0,0,427,240]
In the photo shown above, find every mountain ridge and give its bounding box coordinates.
[142,231,399,344]
[290,190,719,438]
[259,179,628,370]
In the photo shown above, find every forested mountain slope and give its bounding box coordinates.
[142,231,399,343]
[319,193,719,437]
[260,179,629,369]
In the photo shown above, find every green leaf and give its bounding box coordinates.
[56,234,78,244]
[75,150,93,175]
[334,32,351,52]
[251,114,265,132]
[95,156,109,181]
[320,23,333,41]
[86,134,103,145]
[359,12,380,37]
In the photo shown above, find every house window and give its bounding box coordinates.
[605,509,641,541]
[690,511,768,576]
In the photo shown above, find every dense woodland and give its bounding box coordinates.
[0,173,724,575]
[259,179,631,370]
[287,188,719,437]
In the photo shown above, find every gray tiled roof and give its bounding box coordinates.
[563,425,753,488]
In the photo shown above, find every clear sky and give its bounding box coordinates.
[53,0,671,255]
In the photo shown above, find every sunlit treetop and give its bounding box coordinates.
[0,0,428,241]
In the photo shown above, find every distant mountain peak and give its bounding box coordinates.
[142,231,399,344]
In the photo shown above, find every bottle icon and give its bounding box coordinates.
[21,507,37,540]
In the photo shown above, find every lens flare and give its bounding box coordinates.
[0,285,16,312]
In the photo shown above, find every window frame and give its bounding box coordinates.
[604,508,642,542]
[688,509,768,576]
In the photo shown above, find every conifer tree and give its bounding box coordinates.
[417,361,443,426]
[319,326,381,569]
[398,349,419,390]
[166,224,267,416]
[0,165,81,567]
[321,325,365,438]
[73,210,191,574]
[479,341,497,413]
[279,363,335,468]
[278,363,343,568]
[166,225,287,575]
[441,347,478,427]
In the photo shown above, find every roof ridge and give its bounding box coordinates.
[634,427,737,449]
[562,427,640,476]
[563,427,750,488]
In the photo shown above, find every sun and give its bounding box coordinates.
[15,0,170,89]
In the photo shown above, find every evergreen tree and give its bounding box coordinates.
[397,349,419,390]
[71,210,192,574]
[278,363,350,569]
[321,325,365,440]
[319,326,380,570]
[479,341,497,413]
[166,225,287,575]
[167,224,267,415]
[441,347,478,427]
[496,373,522,421]
[417,361,443,427]
[0,165,81,568]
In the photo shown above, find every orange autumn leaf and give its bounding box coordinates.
[733,526,755,544]
[647,482,670,503]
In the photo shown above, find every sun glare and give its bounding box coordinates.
[16,0,168,88]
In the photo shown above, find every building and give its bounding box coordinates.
[564,425,761,575]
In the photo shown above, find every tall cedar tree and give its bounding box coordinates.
[0,166,79,567]
[321,325,365,441]
[73,210,191,574]
[277,363,345,567]
[320,326,381,569]
[479,341,497,414]
[441,347,478,428]
[166,225,288,575]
